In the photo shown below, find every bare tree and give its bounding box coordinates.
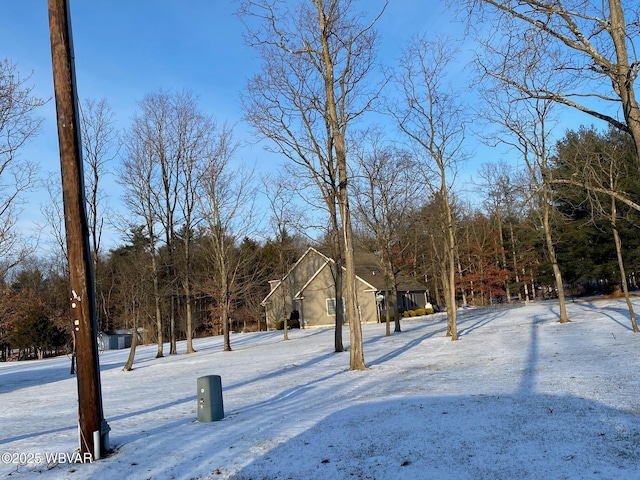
[352,133,419,334]
[197,125,255,352]
[274,162,346,351]
[0,59,44,280]
[240,0,387,369]
[145,92,180,355]
[41,172,67,263]
[555,126,639,332]
[79,98,119,332]
[261,172,308,340]
[79,98,118,266]
[475,161,531,303]
[120,114,164,358]
[477,54,571,323]
[113,229,150,371]
[476,162,508,302]
[125,90,211,355]
[391,34,467,340]
[172,96,215,354]
[460,1,640,160]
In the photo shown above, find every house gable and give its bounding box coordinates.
[261,247,334,328]
[261,247,331,306]
[261,247,423,329]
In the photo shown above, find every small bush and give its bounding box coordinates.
[401,307,434,318]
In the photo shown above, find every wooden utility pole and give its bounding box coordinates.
[48,0,109,459]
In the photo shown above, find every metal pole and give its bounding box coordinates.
[47,0,108,459]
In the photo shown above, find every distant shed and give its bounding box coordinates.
[98,331,132,350]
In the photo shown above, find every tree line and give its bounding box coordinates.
[2,122,639,361]
[1,1,639,366]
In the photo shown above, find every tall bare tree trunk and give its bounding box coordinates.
[456,255,467,307]
[445,195,458,339]
[382,254,395,335]
[151,250,164,358]
[329,185,344,353]
[343,222,365,369]
[607,0,640,156]
[496,206,511,303]
[148,196,163,358]
[509,222,526,302]
[184,279,195,353]
[541,187,569,323]
[123,311,139,371]
[611,197,639,332]
[392,35,465,341]
[384,290,391,337]
[337,146,365,369]
[168,275,177,354]
[320,8,365,369]
[221,261,232,352]
[392,281,401,333]
[283,308,289,341]
[241,0,385,368]
[333,258,345,353]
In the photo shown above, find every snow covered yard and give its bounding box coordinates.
[1,298,639,479]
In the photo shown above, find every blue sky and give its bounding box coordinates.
[1,0,455,153]
[3,1,469,251]
[2,0,456,157]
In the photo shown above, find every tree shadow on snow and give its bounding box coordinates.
[225,318,640,479]
[0,355,124,395]
[366,304,527,366]
[226,392,640,480]
[575,300,638,332]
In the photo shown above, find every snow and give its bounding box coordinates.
[1,298,639,479]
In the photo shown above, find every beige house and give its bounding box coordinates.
[261,247,428,329]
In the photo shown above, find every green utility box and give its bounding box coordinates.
[197,375,224,422]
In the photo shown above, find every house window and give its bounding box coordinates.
[326,298,343,316]
[327,298,336,316]
[402,292,417,310]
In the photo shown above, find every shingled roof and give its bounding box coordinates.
[354,251,426,292]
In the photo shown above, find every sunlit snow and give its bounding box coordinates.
[1,298,639,479]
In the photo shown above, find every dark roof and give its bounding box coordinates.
[354,252,426,292]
